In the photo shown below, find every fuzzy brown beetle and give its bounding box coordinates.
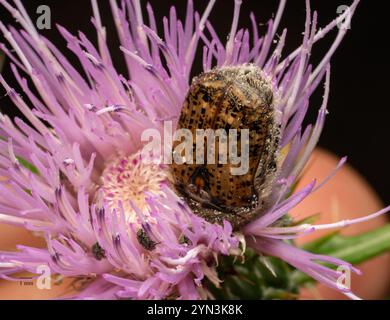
[171,65,280,229]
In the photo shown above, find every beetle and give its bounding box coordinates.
[170,64,280,229]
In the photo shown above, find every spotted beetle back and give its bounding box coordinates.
[171,65,280,229]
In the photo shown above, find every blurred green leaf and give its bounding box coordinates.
[211,224,390,297]
[294,224,390,285]
[16,156,39,175]
[301,230,340,252]
[303,223,390,265]
[0,134,39,174]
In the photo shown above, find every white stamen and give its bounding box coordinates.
[101,151,168,225]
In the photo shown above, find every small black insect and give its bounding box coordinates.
[178,234,191,246]
[92,242,106,261]
[137,228,157,251]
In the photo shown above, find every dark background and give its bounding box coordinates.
[1,0,389,204]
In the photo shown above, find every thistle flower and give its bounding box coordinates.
[0,0,388,300]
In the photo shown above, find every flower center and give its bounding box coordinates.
[101,151,168,224]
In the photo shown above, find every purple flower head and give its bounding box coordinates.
[0,0,388,300]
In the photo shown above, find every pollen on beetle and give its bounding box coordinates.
[101,151,168,224]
